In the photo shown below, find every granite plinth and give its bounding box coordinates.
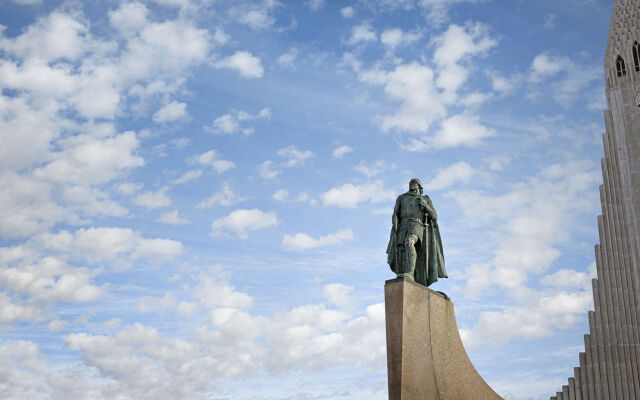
[385,277,503,400]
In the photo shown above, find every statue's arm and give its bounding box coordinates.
[392,197,401,232]
[422,196,438,221]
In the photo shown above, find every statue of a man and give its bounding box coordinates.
[386,178,447,287]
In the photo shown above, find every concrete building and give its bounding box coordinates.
[549,0,640,399]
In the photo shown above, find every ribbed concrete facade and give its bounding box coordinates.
[549,1,640,399]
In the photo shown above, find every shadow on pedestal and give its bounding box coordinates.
[385,277,503,400]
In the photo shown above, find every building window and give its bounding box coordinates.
[633,41,640,72]
[616,55,627,77]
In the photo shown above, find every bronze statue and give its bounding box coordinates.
[386,178,447,287]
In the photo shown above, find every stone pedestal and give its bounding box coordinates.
[385,277,503,400]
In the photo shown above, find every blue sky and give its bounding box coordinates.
[0,0,615,398]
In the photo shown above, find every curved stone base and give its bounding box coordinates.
[385,277,503,400]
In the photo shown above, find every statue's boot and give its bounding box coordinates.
[399,246,416,282]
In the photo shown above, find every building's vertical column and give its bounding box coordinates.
[588,311,603,400]
[595,216,616,400]
[584,334,597,400]
[600,156,631,400]
[569,378,576,400]
[579,353,590,400]
[606,117,640,397]
[603,127,640,398]
[592,248,611,400]
[574,367,583,400]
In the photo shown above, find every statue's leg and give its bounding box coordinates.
[399,234,418,281]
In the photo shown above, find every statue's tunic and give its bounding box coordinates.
[396,191,431,244]
[386,191,447,287]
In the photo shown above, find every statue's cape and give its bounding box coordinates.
[416,219,447,287]
[386,216,447,287]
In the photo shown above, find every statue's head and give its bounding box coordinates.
[409,178,423,194]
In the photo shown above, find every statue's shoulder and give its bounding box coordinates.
[396,192,414,202]
[422,194,434,205]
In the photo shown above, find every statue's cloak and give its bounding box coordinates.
[386,195,447,287]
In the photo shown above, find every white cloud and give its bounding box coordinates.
[305,0,325,11]
[211,209,278,239]
[417,0,481,25]
[0,173,65,238]
[484,155,511,172]
[115,182,143,196]
[347,23,377,45]
[109,1,149,38]
[530,53,572,82]
[425,161,474,190]
[257,160,282,180]
[540,267,594,289]
[362,61,446,133]
[0,12,88,62]
[38,227,183,261]
[172,169,202,185]
[134,187,172,209]
[210,114,240,134]
[0,257,104,306]
[332,145,354,159]
[257,146,313,180]
[121,19,211,81]
[0,293,43,324]
[197,182,247,208]
[544,13,557,29]
[340,6,355,18]
[450,160,601,294]
[264,301,385,372]
[282,229,354,251]
[152,100,188,123]
[191,267,254,310]
[150,0,192,9]
[11,0,42,4]
[277,48,298,69]
[528,52,601,107]
[277,145,313,167]
[433,23,497,103]
[322,283,355,310]
[461,263,492,299]
[0,96,60,172]
[48,319,69,331]
[205,108,270,135]
[0,6,211,125]
[64,323,237,397]
[34,131,144,185]
[0,266,389,395]
[214,51,264,78]
[138,293,175,312]
[321,180,395,208]
[380,28,421,49]
[431,114,495,148]
[271,189,310,204]
[353,160,394,178]
[486,70,521,94]
[193,150,235,173]
[272,189,289,202]
[158,210,189,225]
[461,290,593,348]
[345,23,496,146]
[61,185,128,218]
[230,0,281,30]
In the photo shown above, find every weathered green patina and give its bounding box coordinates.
[386,178,447,287]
